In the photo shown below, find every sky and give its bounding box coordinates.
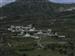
[0,0,75,7]
[49,0,75,4]
[0,0,16,7]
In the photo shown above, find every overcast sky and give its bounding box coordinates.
[0,0,75,7]
[49,0,75,3]
[0,0,16,7]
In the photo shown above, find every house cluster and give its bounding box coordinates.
[59,7,75,12]
[63,7,75,11]
[8,24,65,39]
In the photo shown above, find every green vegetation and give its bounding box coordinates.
[0,37,67,56]
[0,0,75,56]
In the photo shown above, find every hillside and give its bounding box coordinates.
[0,1,75,56]
[0,0,75,28]
[0,0,75,16]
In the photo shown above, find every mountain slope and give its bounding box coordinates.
[0,2,53,16]
[0,0,75,28]
[0,1,75,16]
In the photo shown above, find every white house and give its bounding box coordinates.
[23,33,31,37]
[58,35,65,38]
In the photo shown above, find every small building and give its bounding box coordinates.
[36,30,43,35]
[29,27,35,32]
[23,33,31,37]
[58,35,65,38]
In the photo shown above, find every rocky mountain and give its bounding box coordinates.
[0,0,75,16]
[0,0,75,28]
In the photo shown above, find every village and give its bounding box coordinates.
[7,24,67,48]
[7,24,65,38]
